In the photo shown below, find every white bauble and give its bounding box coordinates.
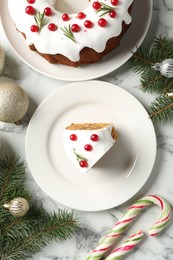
[0,76,29,123]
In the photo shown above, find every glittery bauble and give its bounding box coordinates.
[0,76,29,123]
[3,197,29,217]
[0,45,5,74]
[152,58,173,78]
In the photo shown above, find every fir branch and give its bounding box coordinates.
[0,155,26,202]
[61,25,76,43]
[131,49,154,74]
[131,36,173,75]
[1,211,78,258]
[150,36,173,60]
[0,155,79,259]
[148,94,173,121]
[130,35,173,121]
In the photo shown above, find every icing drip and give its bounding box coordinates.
[8,0,133,62]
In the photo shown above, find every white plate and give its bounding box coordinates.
[25,81,156,211]
[0,0,152,81]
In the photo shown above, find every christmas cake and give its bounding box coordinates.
[8,0,134,67]
[63,123,118,173]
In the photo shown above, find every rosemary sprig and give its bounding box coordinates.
[96,2,116,16]
[61,25,76,43]
[73,149,88,162]
[34,12,49,32]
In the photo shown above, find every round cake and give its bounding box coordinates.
[63,123,118,173]
[8,0,134,67]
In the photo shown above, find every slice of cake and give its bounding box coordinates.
[63,123,118,173]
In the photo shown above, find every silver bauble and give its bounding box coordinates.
[152,58,173,78]
[0,45,5,74]
[3,197,29,217]
[0,76,29,123]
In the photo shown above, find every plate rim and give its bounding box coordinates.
[25,80,157,211]
[0,0,153,81]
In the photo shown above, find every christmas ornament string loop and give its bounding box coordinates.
[87,195,172,260]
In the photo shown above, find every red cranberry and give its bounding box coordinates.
[84,144,93,151]
[92,1,101,10]
[78,12,86,19]
[79,160,88,168]
[111,0,119,6]
[27,0,35,4]
[109,10,117,18]
[30,25,39,32]
[25,5,35,15]
[44,7,52,16]
[70,134,77,141]
[62,13,70,21]
[84,20,93,29]
[90,134,99,142]
[71,24,80,32]
[48,23,57,31]
[98,18,107,27]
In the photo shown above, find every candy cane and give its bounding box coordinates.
[105,230,144,260]
[87,195,171,260]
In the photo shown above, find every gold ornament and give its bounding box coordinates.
[0,45,5,74]
[3,197,29,217]
[0,76,29,123]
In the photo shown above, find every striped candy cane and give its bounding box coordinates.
[105,230,144,260]
[87,195,171,260]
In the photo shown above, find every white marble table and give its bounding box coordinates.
[0,0,173,259]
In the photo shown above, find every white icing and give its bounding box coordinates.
[63,125,116,173]
[8,0,133,62]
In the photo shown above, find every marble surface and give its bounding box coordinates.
[0,0,173,259]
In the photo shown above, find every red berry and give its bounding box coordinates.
[71,24,80,32]
[44,7,52,16]
[70,134,77,141]
[62,13,70,21]
[25,5,35,15]
[30,25,39,32]
[27,0,35,4]
[84,20,93,29]
[111,0,119,6]
[48,23,57,31]
[78,12,86,19]
[79,160,88,168]
[90,134,99,142]
[98,18,107,27]
[92,1,101,10]
[84,144,93,151]
[109,10,117,18]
